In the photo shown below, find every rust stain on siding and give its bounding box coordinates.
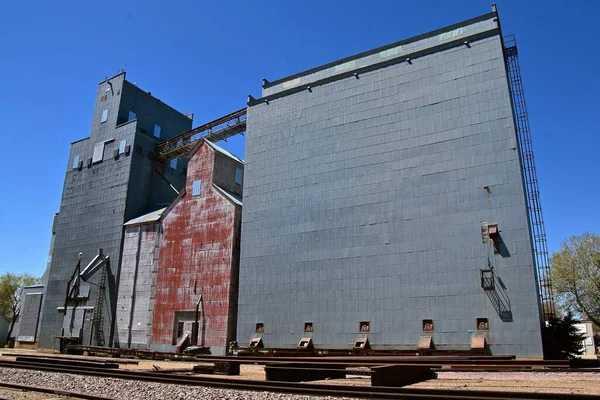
[151,143,238,349]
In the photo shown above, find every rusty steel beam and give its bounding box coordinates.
[155,108,246,164]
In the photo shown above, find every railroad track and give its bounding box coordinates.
[0,359,597,400]
[10,351,589,371]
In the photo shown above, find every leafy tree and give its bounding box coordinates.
[542,313,585,360]
[550,233,600,327]
[0,273,39,342]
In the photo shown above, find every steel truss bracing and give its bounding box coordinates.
[156,108,247,163]
[504,35,555,321]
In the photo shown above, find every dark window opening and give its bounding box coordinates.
[255,323,264,333]
[304,322,313,333]
[477,318,489,331]
[177,322,184,338]
[359,321,370,333]
[422,319,434,332]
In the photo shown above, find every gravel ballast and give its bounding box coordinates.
[0,365,599,398]
[0,367,361,400]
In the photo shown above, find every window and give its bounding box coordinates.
[92,142,105,164]
[72,155,80,169]
[359,321,370,332]
[235,167,243,185]
[100,109,108,123]
[118,140,126,155]
[422,319,434,332]
[304,322,313,333]
[105,84,111,93]
[192,180,202,196]
[476,318,489,331]
[255,323,264,333]
[128,111,136,121]
[153,124,161,138]
[170,158,178,169]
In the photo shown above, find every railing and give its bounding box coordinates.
[155,108,247,163]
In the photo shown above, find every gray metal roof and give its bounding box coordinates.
[124,207,167,226]
[213,184,242,206]
[205,140,244,164]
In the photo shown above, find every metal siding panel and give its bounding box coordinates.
[239,28,543,357]
[17,293,43,342]
[151,144,239,355]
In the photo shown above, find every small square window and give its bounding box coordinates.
[359,321,370,332]
[235,168,243,185]
[72,155,80,169]
[170,158,178,169]
[304,322,313,333]
[255,323,264,333]
[477,318,489,331]
[153,124,161,138]
[118,140,126,155]
[192,180,202,196]
[422,319,434,332]
[128,111,136,121]
[100,109,108,123]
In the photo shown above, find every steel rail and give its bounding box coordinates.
[0,360,597,400]
[0,381,115,400]
[63,345,578,368]
[170,355,571,368]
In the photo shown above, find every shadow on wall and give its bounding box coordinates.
[481,269,513,322]
[497,235,511,258]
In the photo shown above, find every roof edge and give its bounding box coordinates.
[212,184,242,207]
[249,28,499,106]
[160,187,187,221]
[98,71,126,85]
[263,11,496,89]
[186,138,245,164]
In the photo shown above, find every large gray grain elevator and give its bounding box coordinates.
[237,8,547,357]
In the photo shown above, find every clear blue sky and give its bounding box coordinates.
[1,0,598,277]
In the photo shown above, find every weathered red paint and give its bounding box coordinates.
[151,142,240,350]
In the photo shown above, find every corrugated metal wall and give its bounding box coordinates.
[115,224,161,349]
[151,143,240,355]
[238,13,543,357]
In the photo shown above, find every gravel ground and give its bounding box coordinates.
[412,371,600,395]
[0,367,362,400]
[0,387,70,400]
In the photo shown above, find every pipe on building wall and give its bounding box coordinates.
[200,292,205,347]
[127,226,143,348]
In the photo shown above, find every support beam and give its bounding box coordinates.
[155,108,247,164]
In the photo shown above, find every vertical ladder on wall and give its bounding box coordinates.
[92,265,107,346]
[504,35,555,321]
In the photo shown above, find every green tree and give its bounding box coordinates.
[0,273,39,342]
[542,313,586,360]
[550,233,600,327]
